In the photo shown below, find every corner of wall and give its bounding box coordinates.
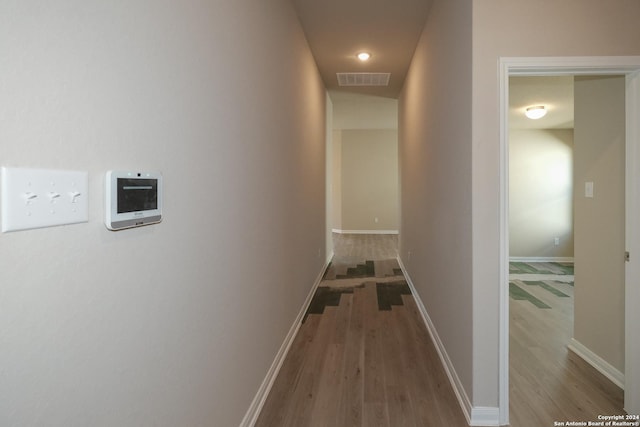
[239,257,330,427]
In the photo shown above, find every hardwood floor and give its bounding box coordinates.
[255,234,468,427]
[509,265,625,426]
[330,232,398,264]
[255,282,468,427]
[255,237,625,427]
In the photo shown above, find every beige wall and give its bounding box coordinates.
[326,94,334,258]
[573,76,626,373]
[339,130,398,231]
[332,129,343,230]
[330,94,399,233]
[509,129,574,258]
[0,1,326,425]
[472,0,640,409]
[331,93,398,130]
[399,0,474,404]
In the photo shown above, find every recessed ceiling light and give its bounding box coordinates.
[525,105,547,120]
[357,52,371,61]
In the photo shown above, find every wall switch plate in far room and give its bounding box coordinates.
[585,181,594,198]
[1,167,89,232]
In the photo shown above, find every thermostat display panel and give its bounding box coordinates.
[105,171,162,230]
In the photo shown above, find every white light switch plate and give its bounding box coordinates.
[1,167,89,232]
[585,181,594,198]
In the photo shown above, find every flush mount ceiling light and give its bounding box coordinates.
[356,52,371,61]
[525,105,547,120]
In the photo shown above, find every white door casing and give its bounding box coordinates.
[499,56,640,425]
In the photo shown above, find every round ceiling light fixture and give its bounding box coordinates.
[525,105,547,120]
[357,52,371,61]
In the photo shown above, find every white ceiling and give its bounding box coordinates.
[509,76,574,130]
[292,0,433,99]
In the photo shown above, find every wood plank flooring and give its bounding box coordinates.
[255,237,626,426]
[255,234,467,426]
[255,281,468,427]
[509,265,625,426]
[331,233,398,262]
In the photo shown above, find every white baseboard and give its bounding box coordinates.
[397,256,500,427]
[239,258,329,427]
[509,256,574,263]
[470,407,501,426]
[332,228,399,235]
[326,250,334,265]
[568,338,625,389]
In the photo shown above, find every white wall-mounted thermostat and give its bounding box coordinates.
[105,171,163,231]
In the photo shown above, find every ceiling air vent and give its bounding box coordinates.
[337,72,390,87]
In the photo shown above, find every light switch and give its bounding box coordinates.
[585,181,594,198]
[47,191,61,202]
[23,192,38,204]
[1,167,89,232]
[69,191,82,203]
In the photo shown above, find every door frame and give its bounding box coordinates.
[498,56,640,425]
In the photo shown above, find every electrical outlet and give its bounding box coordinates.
[1,167,88,232]
[554,237,560,246]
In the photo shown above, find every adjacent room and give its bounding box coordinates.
[508,75,626,425]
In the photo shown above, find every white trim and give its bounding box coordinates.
[470,407,501,427]
[239,258,330,427]
[331,228,399,235]
[508,256,574,263]
[625,70,640,415]
[568,338,625,390]
[499,56,640,425]
[326,250,334,265]
[498,57,511,427]
[503,56,640,76]
[398,256,499,426]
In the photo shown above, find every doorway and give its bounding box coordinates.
[326,92,400,252]
[498,57,640,425]
[507,74,625,425]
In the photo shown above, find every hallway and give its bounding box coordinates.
[255,238,627,427]
[3,1,640,425]
[255,234,468,426]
